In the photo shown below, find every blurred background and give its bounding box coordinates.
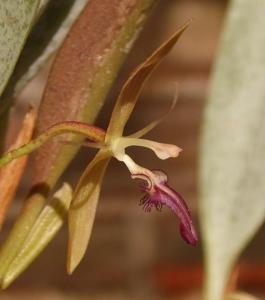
[2,0,265,299]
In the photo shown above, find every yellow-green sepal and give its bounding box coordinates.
[106,21,191,141]
[67,150,111,274]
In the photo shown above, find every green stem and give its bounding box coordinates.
[0,121,105,168]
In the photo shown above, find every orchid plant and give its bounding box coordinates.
[0,1,263,298]
[0,21,197,278]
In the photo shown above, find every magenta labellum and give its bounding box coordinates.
[134,169,198,246]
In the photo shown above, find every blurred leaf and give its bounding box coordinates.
[0,0,40,99]
[199,1,265,299]
[0,194,47,280]
[67,150,111,274]
[106,21,190,140]
[21,0,88,94]
[0,183,72,289]
[0,0,39,151]
[0,108,36,230]
[0,0,89,114]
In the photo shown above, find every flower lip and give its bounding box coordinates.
[180,221,198,246]
[118,152,198,246]
[134,169,198,246]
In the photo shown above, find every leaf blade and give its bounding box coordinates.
[1,183,72,288]
[0,196,47,281]
[199,1,265,299]
[1,0,89,108]
[0,0,40,98]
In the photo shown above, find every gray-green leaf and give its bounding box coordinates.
[0,0,40,99]
[199,1,265,300]
[12,0,89,99]
[0,0,89,111]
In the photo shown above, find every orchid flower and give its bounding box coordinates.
[0,21,197,275]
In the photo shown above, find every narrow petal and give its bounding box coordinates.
[129,83,179,139]
[67,150,111,274]
[117,137,182,160]
[0,108,36,230]
[106,21,191,140]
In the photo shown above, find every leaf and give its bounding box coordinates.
[0,0,89,112]
[0,108,36,230]
[0,0,40,99]
[0,183,72,289]
[67,150,111,274]
[19,0,88,94]
[0,194,47,280]
[106,21,190,140]
[0,121,105,168]
[199,1,265,299]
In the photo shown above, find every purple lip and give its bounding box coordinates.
[137,170,198,246]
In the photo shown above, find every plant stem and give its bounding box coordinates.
[0,121,105,168]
